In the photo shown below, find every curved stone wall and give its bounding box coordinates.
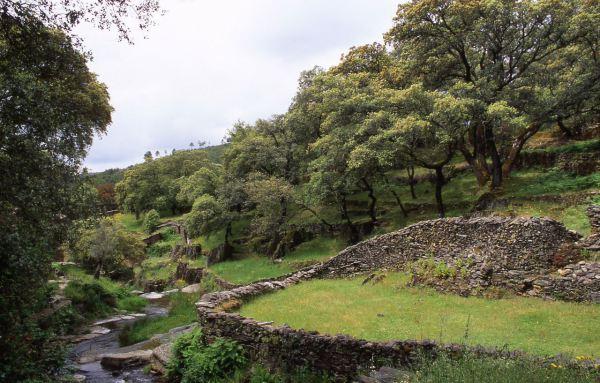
[196,215,599,379]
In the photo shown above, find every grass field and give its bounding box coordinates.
[209,237,345,284]
[239,273,600,357]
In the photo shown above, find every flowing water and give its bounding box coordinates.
[68,303,169,383]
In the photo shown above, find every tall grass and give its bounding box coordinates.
[406,353,598,383]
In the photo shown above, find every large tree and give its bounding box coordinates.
[0,0,158,378]
[385,0,600,188]
[0,14,112,379]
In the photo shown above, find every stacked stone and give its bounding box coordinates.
[588,205,600,235]
[532,262,600,303]
[577,205,600,252]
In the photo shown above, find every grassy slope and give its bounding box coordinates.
[239,273,600,357]
[60,265,147,315]
[209,237,346,284]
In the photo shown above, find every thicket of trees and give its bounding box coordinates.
[115,0,600,260]
[0,0,159,379]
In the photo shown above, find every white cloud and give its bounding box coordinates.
[81,0,400,171]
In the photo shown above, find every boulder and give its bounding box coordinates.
[181,283,202,293]
[100,350,153,370]
[140,292,165,300]
[142,232,163,246]
[151,343,172,374]
[175,262,204,284]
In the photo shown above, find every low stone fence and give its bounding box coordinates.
[196,214,600,379]
[196,267,526,379]
[513,149,600,175]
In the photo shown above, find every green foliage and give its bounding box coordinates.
[167,328,247,383]
[385,0,600,188]
[406,353,598,383]
[209,237,343,284]
[248,366,284,383]
[62,265,146,315]
[524,139,600,155]
[64,280,117,318]
[116,149,215,217]
[186,194,226,238]
[117,213,146,233]
[146,227,181,257]
[144,209,161,233]
[0,12,113,381]
[116,295,147,312]
[505,171,600,198]
[87,168,124,186]
[66,218,145,280]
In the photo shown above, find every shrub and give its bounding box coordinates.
[64,280,117,317]
[144,209,161,234]
[249,365,284,383]
[167,328,247,383]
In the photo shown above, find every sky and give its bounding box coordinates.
[81,0,400,172]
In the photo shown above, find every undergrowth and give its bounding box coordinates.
[405,353,599,383]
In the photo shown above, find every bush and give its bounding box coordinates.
[144,209,161,234]
[249,365,284,383]
[167,328,247,383]
[64,280,116,318]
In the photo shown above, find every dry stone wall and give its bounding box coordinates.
[196,267,529,380]
[196,214,600,379]
[316,215,600,302]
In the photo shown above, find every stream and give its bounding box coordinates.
[67,302,169,383]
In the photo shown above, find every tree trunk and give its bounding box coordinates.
[484,125,503,189]
[434,167,446,218]
[340,195,359,243]
[361,178,377,224]
[224,221,232,247]
[502,123,542,178]
[135,210,140,220]
[390,189,408,218]
[459,144,489,187]
[94,261,102,279]
[301,204,334,231]
[406,165,417,199]
[557,118,573,138]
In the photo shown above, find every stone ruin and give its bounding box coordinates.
[194,209,600,379]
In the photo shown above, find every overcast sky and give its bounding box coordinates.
[81,0,400,172]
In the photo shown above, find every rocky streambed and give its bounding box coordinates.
[65,289,197,383]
